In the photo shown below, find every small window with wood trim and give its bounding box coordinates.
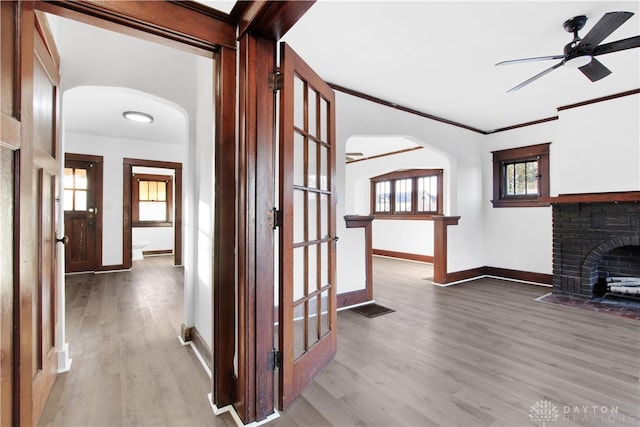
[132,174,173,226]
[492,143,550,208]
[371,169,443,218]
[63,167,88,211]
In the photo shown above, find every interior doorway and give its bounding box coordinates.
[123,158,183,268]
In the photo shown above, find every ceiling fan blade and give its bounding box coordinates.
[577,11,634,51]
[507,62,563,92]
[578,58,612,82]
[592,35,640,56]
[496,55,564,66]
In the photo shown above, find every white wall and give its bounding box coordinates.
[482,121,556,275]
[482,93,639,275]
[335,92,485,293]
[345,140,450,260]
[553,95,640,195]
[65,132,185,266]
[185,56,215,349]
[132,227,173,252]
[338,91,639,284]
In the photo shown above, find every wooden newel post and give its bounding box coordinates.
[432,216,460,284]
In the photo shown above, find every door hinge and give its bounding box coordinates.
[271,69,282,92]
[268,207,282,230]
[268,349,281,371]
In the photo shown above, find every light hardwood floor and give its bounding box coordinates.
[40,256,639,427]
[39,256,234,426]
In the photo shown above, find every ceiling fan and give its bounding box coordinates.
[497,11,640,92]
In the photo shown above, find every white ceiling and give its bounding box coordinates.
[281,0,640,131]
[48,14,199,145]
[64,86,187,145]
[51,1,640,150]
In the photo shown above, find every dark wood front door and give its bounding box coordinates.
[63,155,102,272]
[31,17,60,424]
[278,42,337,410]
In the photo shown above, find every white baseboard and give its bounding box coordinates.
[178,335,212,378]
[56,342,73,373]
[208,393,280,427]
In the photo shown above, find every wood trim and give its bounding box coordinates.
[0,114,21,149]
[1,1,19,125]
[123,158,183,267]
[439,266,552,285]
[432,216,460,284]
[142,249,172,256]
[372,214,443,221]
[329,82,486,134]
[484,267,552,285]
[491,143,550,208]
[444,267,485,284]
[346,146,423,164]
[0,147,14,427]
[131,173,174,226]
[336,289,368,309]
[180,324,213,373]
[122,162,133,270]
[557,89,640,112]
[373,249,433,264]
[252,36,276,422]
[64,152,102,163]
[344,215,375,228]
[330,81,637,135]
[485,116,558,134]
[16,4,36,424]
[34,10,59,70]
[35,0,236,53]
[96,264,128,272]
[123,158,182,169]
[212,44,236,411]
[191,326,213,373]
[180,324,193,342]
[233,1,315,41]
[345,215,374,301]
[236,33,277,423]
[370,169,444,216]
[541,191,640,204]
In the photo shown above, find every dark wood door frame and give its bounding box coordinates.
[33,0,238,416]
[122,158,182,269]
[233,2,315,424]
[27,2,316,425]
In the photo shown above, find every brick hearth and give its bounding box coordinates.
[549,193,640,299]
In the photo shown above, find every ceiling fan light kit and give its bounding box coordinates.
[563,55,592,68]
[497,11,640,92]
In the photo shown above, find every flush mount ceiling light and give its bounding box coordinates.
[123,111,154,123]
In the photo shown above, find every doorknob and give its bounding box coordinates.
[56,235,69,245]
[88,207,97,214]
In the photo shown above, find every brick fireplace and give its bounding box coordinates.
[549,192,640,299]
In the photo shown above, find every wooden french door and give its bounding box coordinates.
[63,155,101,272]
[278,43,337,410]
[31,17,60,423]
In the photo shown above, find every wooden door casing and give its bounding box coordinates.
[278,42,337,410]
[7,2,240,425]
[30,16,60,424]
[0,148,15,427]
